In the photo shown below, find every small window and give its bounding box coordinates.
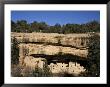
[81,42,84,45]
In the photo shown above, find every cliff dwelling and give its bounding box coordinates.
[11,32,99,77]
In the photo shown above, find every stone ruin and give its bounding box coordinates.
[11,32,97,76]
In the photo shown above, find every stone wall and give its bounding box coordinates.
[48,62,86,76]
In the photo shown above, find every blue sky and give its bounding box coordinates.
[11,11,100,26]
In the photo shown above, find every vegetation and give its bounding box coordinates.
[11,37,19,64]
[79,34,100,77]
[87,33,100,76]
[32,66,52,77]
[11,64,23,77]
[11,20,100,33]
[11,64,52,77]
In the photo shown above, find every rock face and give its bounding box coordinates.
[19,44,88,57]
[11,32,90,48]
[11,32,94,76]
[24,56,46,69]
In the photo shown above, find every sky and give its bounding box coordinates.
[11,11,100,26]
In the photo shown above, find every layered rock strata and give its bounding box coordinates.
[11,32,95,76]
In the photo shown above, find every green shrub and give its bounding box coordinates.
[11,37,19,64]
[87,33,100,77]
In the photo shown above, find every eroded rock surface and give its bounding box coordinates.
[11,32,95,76]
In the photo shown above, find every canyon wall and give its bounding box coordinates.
[11,32,98,76]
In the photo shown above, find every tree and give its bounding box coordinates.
[11,20,100,33]
[39,22,48,33]
[15,20,29,33]
[30,21,39,32]
[11,20,16,32]
[87,33,100,76]
[11,37,19,64]
[86,20,100,32]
